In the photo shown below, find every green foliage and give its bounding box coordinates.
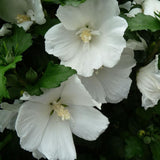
[0,26,32,102]
[150,141,160,160]
[126,13,160,32]
[27,62,76,95]
[0,26,32,56]
[125,136,143,159]
[32,18,60,36]
[0,56,22,102]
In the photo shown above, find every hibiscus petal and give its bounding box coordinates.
[45,23,80,61]
[97,49,136,103]
[0,110,15,132]
[56,0,119,30]
[79,75,106,104]
[61,75,101,108]
[69,105,109,141]
[15,101,50,151]
[28,86,63,105]
[98,16,128,68]
[27,0,46,24]
[38,114,76,160]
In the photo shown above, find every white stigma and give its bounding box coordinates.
[16,14,30,24]
[49,101,70,120]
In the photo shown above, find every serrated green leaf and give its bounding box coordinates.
[0,25,32,55]
[0,56,22,102]
[38,62,76,88]
[127,13,160,32]
[125,136,143,159]
[27,62,76,95]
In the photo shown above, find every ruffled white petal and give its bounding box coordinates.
[79,75,106,104]
[0,101,21,132]
[45,24,80,61]
[0,110,15,132]
[98,48,136,103]
[56,0,119,30]
[143,0,160,17]
[137,57,160,109]
[69,105,109,141]
[26,0,46,24]
[61,75,101,108]
[17,21,33,31]
[61,42,103,77]
[32,150,46,160]
[38,114,76,160]
[81,48,136,104]
[0,23,12,36]
[119,1,132,11]
[99,16,128,68]
[126,8,142,17]
[15,101,50,151]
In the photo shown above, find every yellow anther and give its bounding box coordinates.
[80,29,92,43]
[49,101,70,120]
[16,14,30,24]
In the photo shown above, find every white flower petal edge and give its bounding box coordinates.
[15,75,108,160]
[45,0,128,77]
[0,23,12,36]
[0,100,21,132]
[137,56,160,109]
[0,0,46,31]
[56,0,120,30]
[80,47,136,104]
[125,8,142,17]
[119,1,132,11]
[143,0,160,17]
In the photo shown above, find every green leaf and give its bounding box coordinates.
[42,0,86,6]
[125,136,143,159]
[127,13,160,32]
[0,25,32,55]
[150,141,160,160]
[0,56,22,102]
[60,0,86,6]
[27,62,76,95]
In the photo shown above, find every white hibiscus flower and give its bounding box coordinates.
[0,23,12,36]
[15,75,109,160]
[45,0,128,77]
[79,47,136,104]
[0,0,46,31]
[137,56,160,109]
[143,0,160,17]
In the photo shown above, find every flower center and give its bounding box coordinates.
[80,28,92,43]
[49,100,70,120]
[16,14,31,24]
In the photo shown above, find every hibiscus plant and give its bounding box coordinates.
[1,0,160,160]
